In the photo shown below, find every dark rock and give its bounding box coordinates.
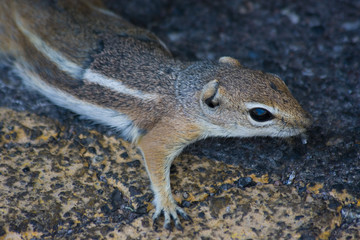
[234,177,255,189]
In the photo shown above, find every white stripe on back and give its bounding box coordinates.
[15,13,83,78]
[15,13,159,101]
[86,3,122,19]
[83,69,158,100]
[15,62,142,142]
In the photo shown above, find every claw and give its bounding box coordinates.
[175,223,183,231]
[153,206,163,219]
[164,222,172,231]
[176,207,193,222]
[170,211,183,231]
[152,216,160,231]
[151,200,191,230]
[174,219,184,231]
[163,211,171,230]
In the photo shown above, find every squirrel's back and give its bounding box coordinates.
[0,0,179,141]
[0,0,313,230]
[0,0,171,63]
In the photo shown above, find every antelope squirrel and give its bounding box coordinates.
[0,0,312,230]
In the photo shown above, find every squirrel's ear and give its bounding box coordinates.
[201,79,220,108]
[219,56,242,67]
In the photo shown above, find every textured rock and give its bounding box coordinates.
[1,0,360,238]
[0,108,356,239]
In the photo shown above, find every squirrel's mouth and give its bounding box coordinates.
[274,124,308,138]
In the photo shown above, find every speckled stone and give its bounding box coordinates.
[0,108,357,239]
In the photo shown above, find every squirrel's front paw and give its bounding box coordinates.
[152,200,192,231]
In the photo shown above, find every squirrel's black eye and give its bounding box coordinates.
[249,108,274,122]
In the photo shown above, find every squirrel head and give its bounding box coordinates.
[178,57,312,139]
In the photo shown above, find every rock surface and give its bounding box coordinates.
[1,0,359,239]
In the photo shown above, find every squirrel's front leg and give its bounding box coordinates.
[138,117,202,230]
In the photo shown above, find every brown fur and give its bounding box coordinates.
[0,0,312,230]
